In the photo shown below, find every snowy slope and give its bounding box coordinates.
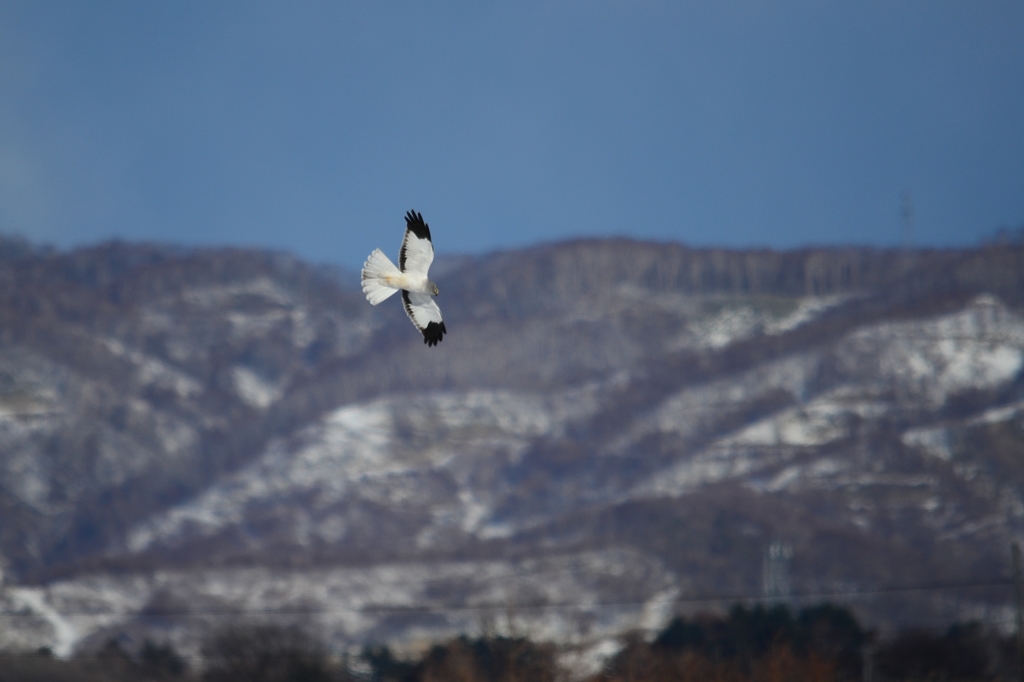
[0,239,1023,658]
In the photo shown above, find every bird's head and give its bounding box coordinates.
[430,282,439,296]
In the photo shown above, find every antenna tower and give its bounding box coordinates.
[763,541,793,603]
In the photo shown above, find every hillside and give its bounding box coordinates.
[0,236,1022,659]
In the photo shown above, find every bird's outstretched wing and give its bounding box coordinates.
[399,210,434,275]
[402,290,446,347]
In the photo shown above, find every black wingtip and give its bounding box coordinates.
[422,320,447,347]
[405,210,431,241]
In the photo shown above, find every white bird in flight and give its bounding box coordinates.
[361,210,447,347]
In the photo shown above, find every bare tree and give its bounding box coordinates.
[201,623,336,682]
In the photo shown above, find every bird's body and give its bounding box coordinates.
[370,267,433,296]
[361,211,447,346]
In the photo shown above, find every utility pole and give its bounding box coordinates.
[1013,541,1024,682]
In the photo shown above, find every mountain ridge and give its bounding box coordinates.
[0,235,1021,657]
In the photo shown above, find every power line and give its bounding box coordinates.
[0,578,1011,619]
[0,617,1019,665]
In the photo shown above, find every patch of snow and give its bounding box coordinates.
[631,447,767,498]
[765,295,851,334]
[12,550,677,657]
[8,587,78,657]
[290,308,319,348]
[628,310,996,497]
[745,458,847,494]
[841,297,1024,406]
[476,522,516,540]
[182,277,294,308]
[639,588,680,633]
[127,387,603,552]
[457,489,489,534]
[833,473,937,489]
[724,388,884,450]
[694,306,762,348]
[809,458,845,477]
[673,295,850,350]
[938,515,1005,541]
[0,397,57,420]
[154,413,198,455]
[231,366,283,409]
[902,427,953,461]
[728,402,846,447]
[102,338,202,398]
[615,353,818,452]
[560,638,623,680]
[226,310,290,339]
[968,400,1024,426]
[763,465,802,492]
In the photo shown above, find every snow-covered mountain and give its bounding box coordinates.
[0,236,1022,659]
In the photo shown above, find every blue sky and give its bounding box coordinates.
[1,2,1022,269]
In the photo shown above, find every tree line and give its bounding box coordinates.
[0,601,1018,682]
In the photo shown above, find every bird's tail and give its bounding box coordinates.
[361,248,401,305]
